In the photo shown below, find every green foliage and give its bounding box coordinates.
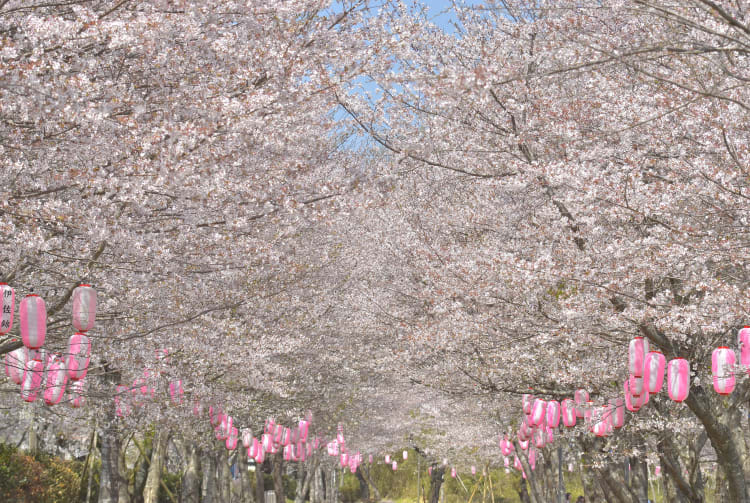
[340,472,362,503]
[160,470,182,503]
[0,443,82,503]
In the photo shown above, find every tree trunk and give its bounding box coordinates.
[218,448,231,503]
[99,423,124,503]
[295,460,313,503]
[117,438,130,503]
[202,453,217,503]
[516,478,531,503]
[273,451,286,503]
[143,429,169,503]
[255,459,266,503]
[515,447,543,503]
[311,459,324,503]
[237,448,254,503]
[428,465,445,503]
[326,466,337,503]
[181,443,201,503]
[641,323,749,502]
[580,456,607,503]
[133,438,153,503]
[359,463,380,501]
[355,466,370,502]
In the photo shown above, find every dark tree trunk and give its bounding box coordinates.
[641,323,749,502]
[218,448,231,503]
[98,423,123,503]
[133,439,152,503]
[516,477,531,503]
[180,443,201,503]
[143,429,169,503]
[428,465,445,503]
[273,451,286,503]
[255,459,266,503]
[237,448,254,503]
[203,452,217,503]
[355,466,370,501]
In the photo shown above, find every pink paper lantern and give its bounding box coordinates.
[503,457,509,467]
[519,439,529,451]
[530,398,546,426]
[624,380,639,412]
[471,465,476,475]
[385,454,391,463]
[169,380,183,404]
[667,358,690,402]
[518,423,531,441]
[66,333,91,381]
[286,445,296,462]
[327,441,339,456]
[281,427,292,446]
[215,415,231,440]
[249,438,261,458]
[273,424,283,444]
[546,427,554,444]
[71,284,96,332]
[574,389,588,418]
[299,420,309,442]
[369,454,373,464]
[644,351,666,393]
[712,347,736,395]
[634,387,650,408]
[19,294,46,350]
[265,418,275,434]
[561,398,576,427]
[533,428,546,448]
[583,400,594,425]
[450,467,456,478]
[738,326,750,369]
[655,466,661,477]
[609,398,625,428]
[5,346,28,385]
[241,430,252,449]
[499,436,513,456]
[629,337,649,377]
[628,374,645,396]
[545,400,560,428]
[0,284,14,335]
[529,449,537,470]
[428,466,433,475]
[403,450,408,460]
[226,428,238,450]
[70,379,85,408]
[514,456,522,471]
[21,359,44,402]
[392,461,398,471]
[193,402,203,417]
[522,393,534,414]
[262,434,274,454]
[255,447,265,464]
[43,356,68,406]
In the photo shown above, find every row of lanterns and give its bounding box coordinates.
[2,284,95,408]
[113,351,181,417]
[498,328,750,478]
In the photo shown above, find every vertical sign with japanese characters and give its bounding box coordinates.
[0,284,14,335]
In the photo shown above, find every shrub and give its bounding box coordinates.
[0,443,82,503]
